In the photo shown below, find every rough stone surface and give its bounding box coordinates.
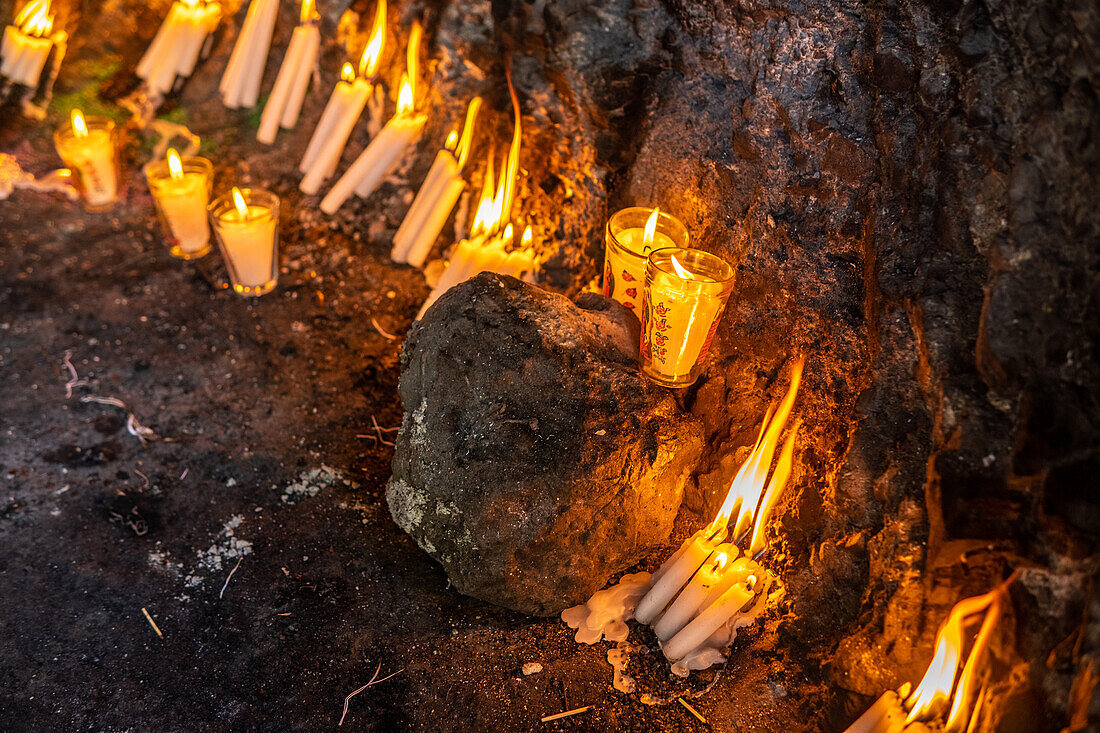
[387,273,704,616]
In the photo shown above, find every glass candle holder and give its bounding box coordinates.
[208,188,280,297]
[53,116,120,211]
[604,207,688,314]
[145,156,214,260]
[641,247,735,388]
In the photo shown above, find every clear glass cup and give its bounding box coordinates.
[208,188,280,297]
[641,247,735,388]
[53,116,120,211]
[604,207,688,314]
[144,156,214,260]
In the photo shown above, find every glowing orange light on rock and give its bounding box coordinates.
[709,357,805,541]
[358,0,385,78]
[70,109,87,138]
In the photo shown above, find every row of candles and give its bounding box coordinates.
[27,0,736,390]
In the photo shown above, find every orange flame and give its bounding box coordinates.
[669,253,695,280]
[643,206,659,252]
[905,586,1006,731]
[454,96,482,170]
[358,0,385,78]
[70,108,87,137]
[499,70,522,233]
[231,187,249,219]
[396,74,413,116]
[521,225,533,250]
[340,62,356,85]
[444,130,458,151]
[16,0,52,37]
[299,0,315,24]
[469,150,495,238]
[167,148,184,180]
[405,21,421,108]
[466,77,522,240]
[708,357,804,542]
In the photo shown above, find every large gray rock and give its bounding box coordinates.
[387,273,704,616]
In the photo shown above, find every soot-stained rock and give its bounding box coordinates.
[387,273,704,616]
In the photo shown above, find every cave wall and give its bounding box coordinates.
[18,0,1098,727]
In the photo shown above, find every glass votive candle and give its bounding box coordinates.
[208,187,280,297]
[53,111,120,211]
[641,247,735,388]
[144,151,214,260]
[604,206,688,314]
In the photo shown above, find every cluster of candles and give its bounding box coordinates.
[28,0,735,383]
[845,580,1011,733]
[564,359,803,673]
[0,0,64,88]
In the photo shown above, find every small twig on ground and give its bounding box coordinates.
[62,350,88,398]
[540,706,592,723]
[339,662,403,726]
[141,607,163,637]
[80,395,161,444]
[370,317,398,341]
[179,468,189,481]
[135,469,150,489]
[356,416,399,447]
[219,557,244,599]
[678,698,706,724]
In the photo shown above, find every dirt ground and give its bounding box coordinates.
[0,82,840,733]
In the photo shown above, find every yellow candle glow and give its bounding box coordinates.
[145,148,214,259]
[640,247,734,388]
[208,186,280,296]
[604,206,688,314]
[53,109,120,211]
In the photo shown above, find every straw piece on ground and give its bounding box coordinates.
[679,697,706,723]
[141,607,163,637]
[540,706,591,723]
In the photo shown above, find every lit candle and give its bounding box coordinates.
[651,544,735,641]
[604,206,688,314]
[641,247,734,388]
[319,22,427,214]
[298,0,385,194]
[208,186,280,296]
[137,0,222,96]
[661,578,755,662]
[257,0,320,144]
[391,96,481,267]
[633,528,720,625]
[145,148,213,259]
[53,109,120,211]
[843,687,911,733]
[219,0,279,109]
[0,0,58,88]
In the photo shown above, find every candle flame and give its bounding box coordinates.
[500,69,522,233]
[340,62,356,85]
[403,20,422,111]
[454,96,482,170]
[521,225,533,250]
[299,0,314,24]
[709,357,804,542]
[468,76,522,239]
[502,222,513,245]
[396,74,413,116]
[70,109,87,138]
[669,253,696,280]
[231,187,249,218]
[746,574,757,590]
[470,150,495,238]
[15,0,52,37]
[358,0,386,78]
[898,582,1011,733]
[445,130,458,151]
[643,206,660,252]
[712,551,728,573]
[167,148,184,180]
[748,419,801,554]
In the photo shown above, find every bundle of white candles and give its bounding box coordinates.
[298,0,386,195]
[256,0,320,144]
[136,0,222,96]
[390,96,482,268]
[219,0,278,109]
[0,0,63,89]
[320,22,426,214]
[563,359,805,674]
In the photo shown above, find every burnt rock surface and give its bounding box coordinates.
[387,273,703,616]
